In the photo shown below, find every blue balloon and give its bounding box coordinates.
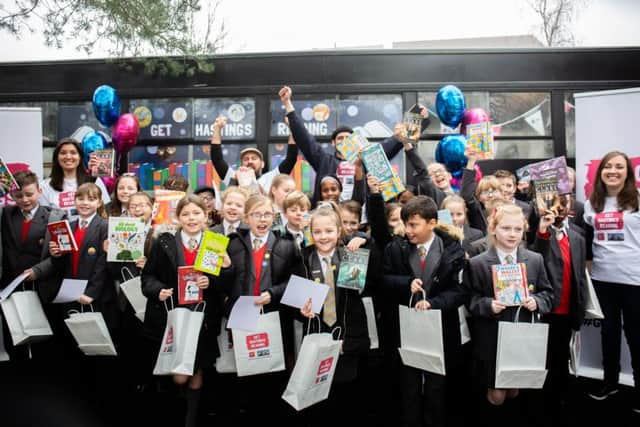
[436,85,466,128]
[92,85,121,127]
[82,131,107,168]
[435,134,467,175]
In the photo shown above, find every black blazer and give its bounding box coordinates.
[222,229,303,317]
[464,247,554,363]
[461,224,484,255]
[383,227,466,364]
[530,223,587,330]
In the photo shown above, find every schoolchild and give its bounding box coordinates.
[282,190,312,250]
[441,194,484,256]
[210,186,249,236]
[105,173,141,217]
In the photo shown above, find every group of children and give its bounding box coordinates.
[1,123,638,427]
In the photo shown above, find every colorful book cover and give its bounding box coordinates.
[492,263,529,306]
[336,130,369,164]
[193,230,230,276]
[400,111,423,145]
[361,143,395,184]
[437,209,453,225]
[153,170,163,190]
[47,220,78,253]
[379,176,406,202]
[336,249,370,293]
[107,217,146,262]
[271,212,285,234]
[527,156,571,194]
[532,176,561,215]
[152,190,185,234]
[178,266,203,305]
[90,149,115,178]
[0,157,19,197]
[465,122,495,159]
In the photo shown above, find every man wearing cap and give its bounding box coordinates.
[279,86,407,205]
[210,115,298,195]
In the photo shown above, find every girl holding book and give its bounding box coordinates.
[105,173,141,217]
[141,194,227,427]
[465,203,554,409]
[39,138,111,220]
[583,151,640,411]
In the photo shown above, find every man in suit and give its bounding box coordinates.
[383,196,466,427]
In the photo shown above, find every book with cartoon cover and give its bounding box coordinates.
[527,156,570,194]
[465,122,494,159]
[532,176,561,215]
[107,217,146,262]
[47,220,78,254]
[90,149,115,177]
[492,263,529,306]
[336,248,370,293]
[178,266,203,305]
[0,156,18,197]
[361,143,405,201]
[400,111,423,145]
[336,130,369,164]
[151,190,185,235]
[193,230,230,276]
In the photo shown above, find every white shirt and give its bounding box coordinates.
[180,230,203,249]
[584,196,640,286]
[319,250,336,279]
[496,247,518,265]
[78,212,97,229]
[223,220,241,236]
[416,235,435,258]
[286,224,304,245]
[249,232,268,250]
[39,177,111,221]
[22,205,39,220]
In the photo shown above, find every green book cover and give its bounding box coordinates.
[194,230,230,276]
[107,217,147,262]
[336,248,370,293]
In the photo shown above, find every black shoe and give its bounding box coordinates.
[588,383,619,401]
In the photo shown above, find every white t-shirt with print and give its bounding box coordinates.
[39,177,111,221]
[584,196,640,286]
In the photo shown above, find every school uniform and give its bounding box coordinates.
[531,220,587,403]
[210,219,247,237]
[383,225,466,427]
[465,246,555,389]
[461,223,484,255]
[141,231,222,370]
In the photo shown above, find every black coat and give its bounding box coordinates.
[530,223,587,330]
[464,246,554,385]
[383,226,467,367]
[222,229,303,317]
[461,224,484,255]
[141,232,222,363]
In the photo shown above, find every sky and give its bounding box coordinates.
[1,0,639,62]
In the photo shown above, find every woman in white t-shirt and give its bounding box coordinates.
[39,138,111,220]
[583,150,640,411]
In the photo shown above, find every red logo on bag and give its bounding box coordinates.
[317,357,334,375]
[246,333,269,350]
[165,326,174,344]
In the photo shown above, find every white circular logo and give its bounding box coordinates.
[227,104,246,122]
[172,107,188,123]
[301,107,314,121]
[347,105,359,117]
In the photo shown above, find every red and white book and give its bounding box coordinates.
[47,220,78,254]
[177,266,203,305]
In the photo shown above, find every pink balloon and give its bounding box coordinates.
[460,108,490,136]
[101,176,117,194]
[112,113,139,153]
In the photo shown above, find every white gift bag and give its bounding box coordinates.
[282,318,342,411]
[64,305,117,356]
[584,269,604,320]
[495,307,548,389]
[1,290,53,346]
[232,311,285,377]
[459,305,471,345]
[153,301,205,376]
[569,330,581,377]
[362,297,379,350]
[215,318,237,373]
[0,313,9,362]
[398,291,446,375]
[119,268,147,322]
[293,319,303,358]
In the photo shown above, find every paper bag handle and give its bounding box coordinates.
[306,315,321,336]
[408,289,427,309]
[121,267,136,282]
[193,301,207,313]
[514,305,538,324]
[80,303,95,313]
[163,297,174,313]
[331,326,343,341]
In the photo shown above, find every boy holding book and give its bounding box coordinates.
[383,195,466,427]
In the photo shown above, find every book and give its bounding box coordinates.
[193,230,230,276]
[336,248,370,293]
[437,209,453,225]
[47,220,78,254]
[90,149,115,177]
[107,217,147,262]
[0,156,19,197]
[361,143,405,201]
[532,176,561,215]
[336,130,369,164]
[465,122,495,159]
[400,111,424,145]
[271,212,285,234]
[177,266,203,305]
[492,263,529,306]
[526,156,571,194]
[151,190,185,234]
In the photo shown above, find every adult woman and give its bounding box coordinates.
[39,138,110,219]
[583,151,640,413]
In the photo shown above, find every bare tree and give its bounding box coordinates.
[0,0,227,76]
[528,0,587,47]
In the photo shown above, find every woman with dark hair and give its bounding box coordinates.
[39,138,110,219]
[583,151,640,413]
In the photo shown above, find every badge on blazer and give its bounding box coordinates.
[528,284,535,292]
[264,253,270,260]
[38,238,44,245]
[87,247,96,255]
[314,278,321,283]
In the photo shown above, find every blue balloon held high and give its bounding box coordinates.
[82,131,107,168]
[92,85,121,127]
[436,85,466,128]
[435,134,467,175]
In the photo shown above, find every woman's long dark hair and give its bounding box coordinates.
[49,138,94,192]
[589,151,639,213]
